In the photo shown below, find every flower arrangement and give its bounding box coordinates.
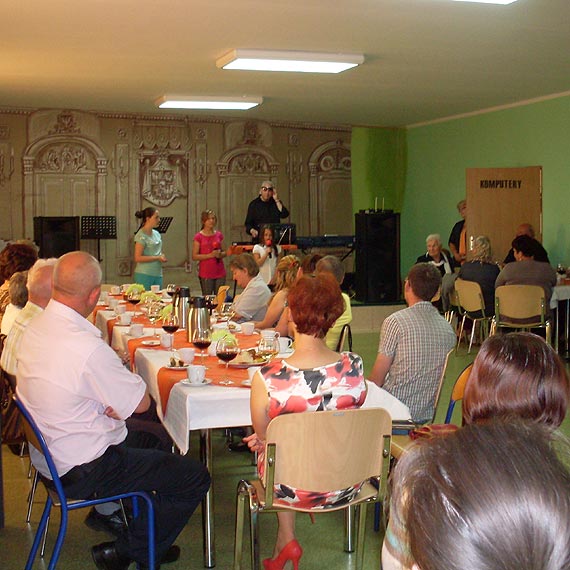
[126,283,145,294]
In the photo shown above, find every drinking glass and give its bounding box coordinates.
[127,290,142,315]
[257,336,280,360]
[192,328,212,360]
[162,313,179,348]
[205,294,218,315]
[166,283,177,297]
[216,336,239,385]
[147,301,163,338]
[218,302,235,322]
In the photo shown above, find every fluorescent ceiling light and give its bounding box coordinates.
[156,95,262,110]
[216,49,364,74]
[451,0,518,4]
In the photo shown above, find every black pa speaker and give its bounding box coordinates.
[33,216,80,258]
[354,212,401,303]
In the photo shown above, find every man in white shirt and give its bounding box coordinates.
[16,251,210,570]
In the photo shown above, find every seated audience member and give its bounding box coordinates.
[1,259,56,377]
[463,332,569,429]
[1,270,28,335]
[254,255,299,330]
[504,222,549,264]
[252,225,282,285]
[495,234,557,310]
[16,251,210,569]
[300,253,323,276]
[448,199,467,265]
[245,274,367,570]
[315,255,353,349]
[0,242,38,327]
[384,421,570,570]
[370,263,456,423]
[457,235,500,316]
[230,253,272,323]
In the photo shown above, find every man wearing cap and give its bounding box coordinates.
[244,181,289,242]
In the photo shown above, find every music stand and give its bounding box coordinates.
[272,223,296,245]
[81,216,117,261]
[157,217,173,234]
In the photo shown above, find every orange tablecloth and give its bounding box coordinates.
[227,244,298,255]
[129,330,262,412]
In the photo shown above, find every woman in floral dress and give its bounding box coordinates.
[246,273,366,569]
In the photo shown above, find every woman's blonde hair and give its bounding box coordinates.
[273,255,300,293]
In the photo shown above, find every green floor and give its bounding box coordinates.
[1,332,567,569]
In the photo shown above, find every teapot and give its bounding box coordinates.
[187,296,211,342]
[171,286,191,329]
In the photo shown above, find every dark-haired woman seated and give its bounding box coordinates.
[246,273,367,570]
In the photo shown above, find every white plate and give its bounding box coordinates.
[278,349,294,358]
[228,357,270,369]
[141,339,160,346]
[165,365,188,370]
[180,378,212,387]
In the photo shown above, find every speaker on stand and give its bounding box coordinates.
[354,211,401,303]
[33,217,80,258]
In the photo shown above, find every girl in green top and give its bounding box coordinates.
[133,207,167,289]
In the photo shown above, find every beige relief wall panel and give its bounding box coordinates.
[36,174,94,216]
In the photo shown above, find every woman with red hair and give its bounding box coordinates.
[246,273,367,569]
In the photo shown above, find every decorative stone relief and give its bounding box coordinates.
[133,122,191,152]
[0,126,10,140]
[193,142,210,189]
[36,143,94,173]
[286,150,303,186]
[0,143,14,186]
[28,110,100,143]
[140,154,186,206]
[224,120,272,149]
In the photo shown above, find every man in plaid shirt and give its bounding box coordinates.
[370,263,456,423]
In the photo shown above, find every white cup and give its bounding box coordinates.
[247,366,261,382]
[178,348,195,364]
[160,332,172,348]
[100,291,109,304]
[118,313,132,326]
[187,364,206,384]
[129,323,144,337]
[278,337,293,352]
[110,285,121,295]
[109,298,119,310]
[115,304,126,315]
[261,329,279,340]
[121,284,131,293]
[151,285,161,293]
[207,341,218,356]
[241,322,255,335]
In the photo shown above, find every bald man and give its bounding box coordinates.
[16,252,210,570]
[504,223,549,264]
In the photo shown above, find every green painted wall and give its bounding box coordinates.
[352,94,570,282]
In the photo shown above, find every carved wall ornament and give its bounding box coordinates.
[224,120,272,149]
[195,128,207,141]
[133,122,192,152]
[49,111,81,135]
[37,143,95,173]
[286,150,303,186]
[0,126,10,140]
[288,133,299,147]
[0,144,14,186]
[117,128,127,139]
[141,155,186,206]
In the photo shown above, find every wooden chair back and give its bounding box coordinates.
[335,324,353,352]
[495,284,546,324]
[264,408,391,494]
[431,348,454,422]
[455,278,485,315]
[216,285,230,307]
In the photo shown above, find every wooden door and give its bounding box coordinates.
[466,166,542,262]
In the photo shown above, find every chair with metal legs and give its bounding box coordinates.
[14,395,157,570]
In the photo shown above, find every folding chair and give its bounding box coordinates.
[233,408,392,570]
[492,284,552,345]
[14,396,156,570]
[335,323,353,352]
[454,279,492,353]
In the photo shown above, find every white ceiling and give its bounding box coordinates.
[3,0,570,127]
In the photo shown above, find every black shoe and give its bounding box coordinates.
[85,508,127,537]
[91,542,131,570]
[228,441,249,452]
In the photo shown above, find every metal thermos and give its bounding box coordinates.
[172,286,191,330]
[187,296,211,342]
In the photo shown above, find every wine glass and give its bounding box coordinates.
[218,302,235,322]
[127,290,141,315]
[147,301,163,338]
[162,312,179,348]
[166,283,177,297]
[257,335,279,360]
[216,336,240,385]
[205,294,218,315]
[192,328,212,360]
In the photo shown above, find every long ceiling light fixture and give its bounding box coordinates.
[451,0,518,4]
[156,95,262,110]
[216,49,364,74]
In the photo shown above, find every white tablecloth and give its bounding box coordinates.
[551,284,570,309]
[134,348,411,454]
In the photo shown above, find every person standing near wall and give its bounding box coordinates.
[244,181,289,242]
[133,207,167,289]
[192,209,227,296]
[448,199,467,265]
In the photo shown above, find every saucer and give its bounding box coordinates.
[180,378,212,387]
[165,365,189,370]
[141,339,160,346]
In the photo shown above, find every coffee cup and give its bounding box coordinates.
[151,285,161,293]
[160,332,172,348]
[178,348,195,364]
[278,337,293,353]
[110,285,121,295]
[129,323,144,337]
[109,298,119,310]
[115,304,126,315]
[187,364,206,384]
[241,322,255,335]
[121,284,131,293]
[118,313,132,326]
[100,291,109,304]
[261,329,279,340]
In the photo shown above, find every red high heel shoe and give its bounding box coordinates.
[263,539,303,570]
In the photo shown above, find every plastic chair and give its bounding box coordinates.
[444,363,473,424]
[335,323,353,352]
[454,279,492,353]
[492,285,551,345]
[216,285,230,308]
[14,396,156,570]
[233,408,392,570]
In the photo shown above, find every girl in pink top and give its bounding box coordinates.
[192,210,226,295]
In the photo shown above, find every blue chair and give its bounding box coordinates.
[14,396,156,570]
[444,363,473,424]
